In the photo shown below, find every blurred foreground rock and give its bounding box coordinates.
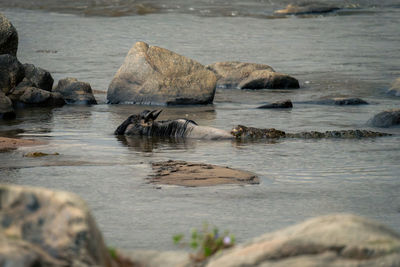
[0,184,113,266]
[107,41,216,105]
[206,214,400,267]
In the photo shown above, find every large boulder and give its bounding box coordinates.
[8,84,65,107]
[367,109,400,128]
[107,41,216,105]
[206,214,400,267]
[0,91,15,119]
[239,70,300,89]
[0,184,113,266]
[53,77,97,104]
[0,13,18,56]
[23,63,54,91]
[387,78,400,97]
[0,54,24,94]
[206,61,275,89]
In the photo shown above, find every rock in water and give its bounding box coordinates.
[0,54,24,94]
[206,61,275,88]
[54,77,97,104]
[8,85,65,107]
[107,41,216,105]
[239,70,300,89]
[368,109,400,128]
[23,63,54,91]
[258,99,293,109]
[387,78,400,97]
[0,91,15,119]
[332,97,368,105]
[149,160,259,187]
[206,214,400,267]
[0,184,113,266]
[0,13,18,56]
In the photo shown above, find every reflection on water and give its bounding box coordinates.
[116,135,198,153]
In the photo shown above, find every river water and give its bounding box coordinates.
[1,1,400,250]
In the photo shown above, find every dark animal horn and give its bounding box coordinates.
[152,109,162,120]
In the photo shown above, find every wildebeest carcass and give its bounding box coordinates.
[114,110,232,140]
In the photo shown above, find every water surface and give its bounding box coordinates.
[0,3,400,250]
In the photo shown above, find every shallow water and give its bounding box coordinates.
[1,3,400,250]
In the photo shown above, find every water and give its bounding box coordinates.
[1,1,400,250]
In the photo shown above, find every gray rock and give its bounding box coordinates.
[206,214,400,267]
[368,109,400,128]
[0,54,24,94]
[239,70,300,90]
[54,77,97,105]
[0,13,18,56]
[0,184,113,267]
[107,41,216,105]
[8,85,65,107]
[331,97,368,105]
[23,63,54,91]
[0,91,15,119]
[387,78,400,97]
[274,3,340,15]
[206,61,275,89]
[258,100,293,109]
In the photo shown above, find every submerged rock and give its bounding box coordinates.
[206,61,275,89]
[331,97,368,105]
[387,78,400,97]
[53,77,97,105]
[23,63,54,91]
[107,41,216,105]
[207,214,400,267]
[0,54,24,94]
[239,70,300,90]
[300,98,369,106]
[0,13,18,56]
[0,184,113,266]
[274,3,340,15]
[149,160,259,187]
[368,109,400,128]
[0,137,44,152]
[258,99,293,109]
[0,91,15,119]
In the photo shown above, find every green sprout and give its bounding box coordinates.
[173,223,235,262]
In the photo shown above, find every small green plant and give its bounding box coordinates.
[173,223,235,262]
[108,246,118,260]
